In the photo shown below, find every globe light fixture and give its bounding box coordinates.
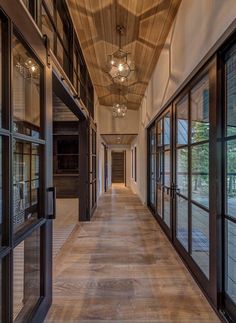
[107,25,135,84]
[112,88,127,118]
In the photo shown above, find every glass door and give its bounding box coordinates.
[173,72,212,290]
[0,15,53,322]
[223,43,236,321]
[155,108,172,237]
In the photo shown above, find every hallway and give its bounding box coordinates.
[46,185,219,322]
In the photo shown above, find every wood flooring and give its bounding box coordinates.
[46,184,220,322]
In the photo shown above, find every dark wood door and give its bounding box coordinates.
[112,152,125,183]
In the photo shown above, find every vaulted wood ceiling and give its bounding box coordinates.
[68,0,181,110]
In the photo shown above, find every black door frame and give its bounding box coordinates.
[147,28,236,322]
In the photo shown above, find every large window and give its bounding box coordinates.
[12,33,41,138]
[225,45,236,309]
[42,0,72,79]
[12,33,43,234]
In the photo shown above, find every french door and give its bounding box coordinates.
[222,42,236,321]
[148,59,218,309]
[155,108,172,238]
[0,11,53,323]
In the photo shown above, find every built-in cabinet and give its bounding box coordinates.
[53,121,79,198]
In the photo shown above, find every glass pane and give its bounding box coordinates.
[0,138,2,245]
[150,154,156,206]
[225,220,236,303]
[164,111,170,147]
[163,190,170,227]
[226,47,236,137]
[12,34,41,138]
[191,204,209,278]
[13,228,40,321]
[191,144,209,208]
[176,96,188,146]
[0,21,2,128]
[150,126,156,154]
[226,140,236,218]
[164,151,170,186]
[13,140,40,232]
[191,75,209,143]
[177,148,188,197]
[42,5,55,51]
[157,120,162,147]
[176,196,188,250]
[157,186,162,217]
[44,0,54,17]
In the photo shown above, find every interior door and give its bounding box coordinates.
[112,151,125,183]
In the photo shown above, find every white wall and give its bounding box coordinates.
[133,0,236,204]
[98,105,139,134]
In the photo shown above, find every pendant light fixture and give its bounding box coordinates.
[107,25,135,84]
[112,88,127,118]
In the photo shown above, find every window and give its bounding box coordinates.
[13,228,41,321]
[12,33,41,138]
[41,0,72,80]
[224,46,236,308]
[134,146,137,182]
[13,140,40,233]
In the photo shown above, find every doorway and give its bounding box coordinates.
[52,92,79,257]
[112,151,125,184]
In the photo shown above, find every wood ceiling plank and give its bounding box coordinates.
[68,0,181,110]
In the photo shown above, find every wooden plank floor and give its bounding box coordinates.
[46,184,219,322]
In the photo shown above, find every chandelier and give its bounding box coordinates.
[107,25,135,84]
[112,88,127,118]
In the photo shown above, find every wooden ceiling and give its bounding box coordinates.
[101,134,137,145]
[68,0,181,110]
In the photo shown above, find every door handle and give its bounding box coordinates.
[47,187,56,219]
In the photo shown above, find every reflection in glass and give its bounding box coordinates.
[150,126,156,154]
[163,190,170,227]
[150,154,156,206]
[176,196,188,250]
[191,144,209,208]
[157,120,162,147]
[226,140,236,218]
[13,229,40,321]
[164,112,170,147]
[0,138,2,245]
[226,48,236,137]
[12,34,41,137]
[0,21,2,127]
[225,220,236,303]
[164,151,170,186]
[176,96,188,146]
[191,204,209,278]
[177,148,188,197]
[157,187,162,218]
[13,140,40,232]
[191,76,209,143]
[42,5,55,51]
